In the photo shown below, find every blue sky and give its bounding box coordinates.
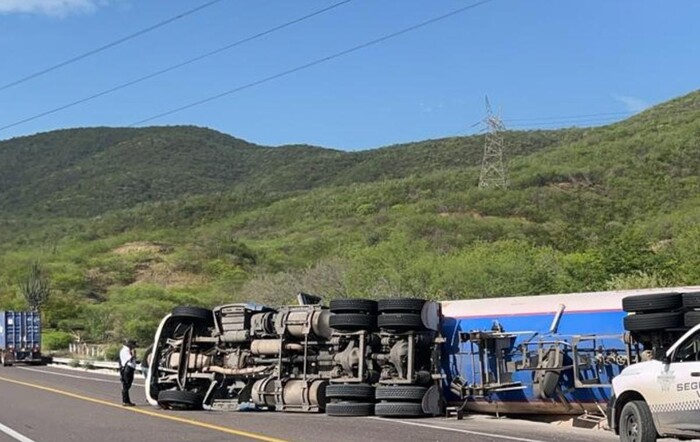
[0,0,698,150]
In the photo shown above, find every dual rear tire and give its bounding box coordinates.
[325,383,375,417]
[374,385,427,417]
[622,293,691,332]
[329,299,377,332]
[325,384,428,417]
[377,298,427,332]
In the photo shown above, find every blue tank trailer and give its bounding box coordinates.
[440,286,700,417]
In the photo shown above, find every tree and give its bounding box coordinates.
[19,261,51,312]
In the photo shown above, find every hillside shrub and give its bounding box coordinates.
[43,331,72,351]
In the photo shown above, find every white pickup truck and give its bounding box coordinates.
[609,323,700,442]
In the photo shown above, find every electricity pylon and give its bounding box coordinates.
[478,97,508,189]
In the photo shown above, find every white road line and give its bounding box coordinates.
[18,367,144,387]
[368,417,548,442]
[0,422,37,442]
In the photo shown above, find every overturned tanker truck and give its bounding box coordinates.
[144,293,444,417]
[144,286,700,418]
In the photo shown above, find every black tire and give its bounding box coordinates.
[375,386,427,401]
[623,312,683,332]
[326,384,375,400]
[685,311,700,328]
[378,298,426,313]
[329,299,378,314]
[375,402,425,417]
[619,400,657,442]
[157,390,204,410]
[378,313,424,330]
[622,293,682,313]
[171,306,213,325]
[329,313,376,331]
[326,402,374,417]
[683,293,700,309]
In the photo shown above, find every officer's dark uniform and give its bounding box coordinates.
[119,340,137,406]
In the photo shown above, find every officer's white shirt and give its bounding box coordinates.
[119,345,136,369]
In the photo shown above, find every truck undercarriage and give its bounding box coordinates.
[145,295,444,417]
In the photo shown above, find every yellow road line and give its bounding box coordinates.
[0,375,287,442]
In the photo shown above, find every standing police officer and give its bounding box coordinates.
[119,339,137,406]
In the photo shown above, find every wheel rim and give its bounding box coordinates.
[625,413,639,441]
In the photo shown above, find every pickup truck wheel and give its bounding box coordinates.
[623,312,683,332]
[619,400,657,442]
[622,293,682,313]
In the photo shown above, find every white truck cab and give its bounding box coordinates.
[609,323,700,441]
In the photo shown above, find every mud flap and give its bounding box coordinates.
[421,384,444,416]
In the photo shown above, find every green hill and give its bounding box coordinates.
[0,89,698,346]
[0,126,343,216]
[0,124,578,217]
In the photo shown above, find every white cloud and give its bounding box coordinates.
[0,0,102,17]
[613,94,650,113]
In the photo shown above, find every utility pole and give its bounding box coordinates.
[478,96,508,189]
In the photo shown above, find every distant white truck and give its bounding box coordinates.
[609,323,700,442]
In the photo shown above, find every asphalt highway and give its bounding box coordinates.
[0,365,622,442]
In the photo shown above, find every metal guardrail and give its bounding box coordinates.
[52,357,120,370]
[51,357,144,375]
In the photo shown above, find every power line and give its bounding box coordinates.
[460,114,634,136]
[129,0,495,127]
[0,0,223,93]
[0,0,355,133]
[491,106,700,128]
[456,102,700,137]
[468,112,633,130]
[506,115,625,128]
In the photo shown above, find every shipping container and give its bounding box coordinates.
[0,311,42,366]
